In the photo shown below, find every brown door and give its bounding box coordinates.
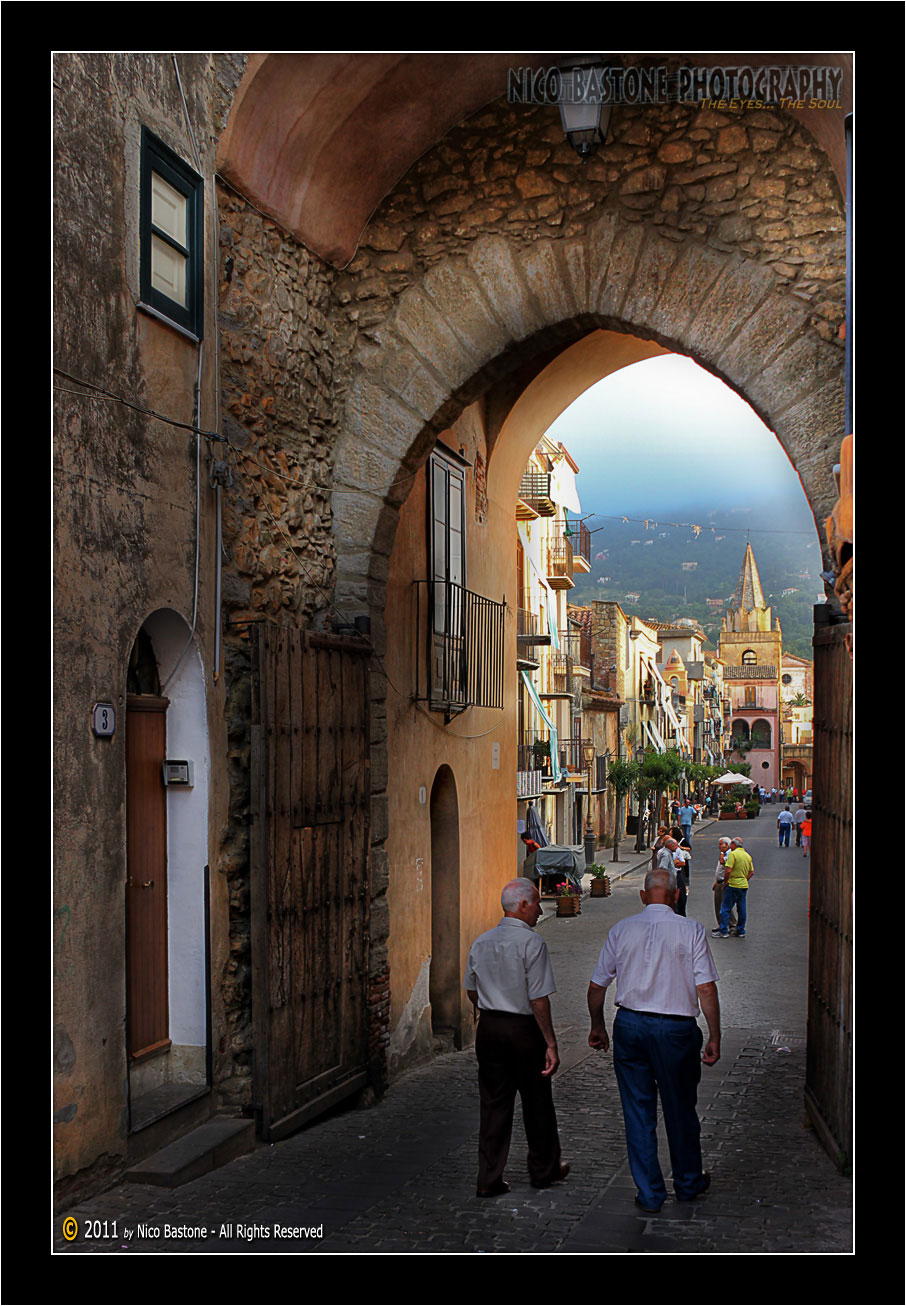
[250,626,371,1141]
[126,694,170,1060]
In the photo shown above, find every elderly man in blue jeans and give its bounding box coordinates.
[587,866,720,1213]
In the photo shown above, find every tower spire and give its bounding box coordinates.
[731,542,766,612]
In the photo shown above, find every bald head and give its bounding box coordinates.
[501,878,536,913]
[643,866,677,903]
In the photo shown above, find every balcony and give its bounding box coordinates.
[516,596,551,647]
[518,730,554,778]
[546,538,575,590]
[517,769,545,799]
[414,580,505,716]
[571,521,591,573]
[517,471,556,517]
[559,736,592,774]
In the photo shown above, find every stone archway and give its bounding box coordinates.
[332,218,843,630]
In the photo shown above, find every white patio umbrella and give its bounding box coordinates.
[712,772,755,786]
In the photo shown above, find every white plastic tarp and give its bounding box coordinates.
[549,460,581,513]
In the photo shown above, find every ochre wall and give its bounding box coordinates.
[384,400,517,1072]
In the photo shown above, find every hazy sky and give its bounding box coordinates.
[545,354,816,532]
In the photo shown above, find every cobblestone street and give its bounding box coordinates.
[54,819,852,1258]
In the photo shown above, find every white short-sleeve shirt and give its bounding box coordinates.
[463,917,556,1015]
[590,904,718,1018]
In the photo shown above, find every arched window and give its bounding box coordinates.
[731,719,750,750]
[742,649,757,665]
[751,718,772,749]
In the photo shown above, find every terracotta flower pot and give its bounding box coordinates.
[556,895,580,917]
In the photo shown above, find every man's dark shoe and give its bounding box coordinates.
[531,1163,570,1189]
[677,1171,711,1202]
[634,1196,663,1213]
[476,1178,510,1198]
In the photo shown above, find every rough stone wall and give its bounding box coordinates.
[213,186,346,1101]
[334,93,844,346]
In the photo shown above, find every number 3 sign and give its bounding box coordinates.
[92,702,116,738]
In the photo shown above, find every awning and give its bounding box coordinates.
[648,718,667,752]
[520,670,561,782]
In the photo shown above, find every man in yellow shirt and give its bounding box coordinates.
[712,837,754,939]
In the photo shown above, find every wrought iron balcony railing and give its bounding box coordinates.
[414,580,505,715]
[559,736,593,773]
[517,471,556,516]
[546,538,574,587]
[571,521,591,569]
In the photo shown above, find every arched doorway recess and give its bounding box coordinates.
[125,609,210,1127]
[429,765,462,1051]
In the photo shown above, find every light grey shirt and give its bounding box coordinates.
[463,917,556,1015]
[590,904,719,1018]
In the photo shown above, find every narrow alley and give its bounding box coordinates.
[55,816,851,1256]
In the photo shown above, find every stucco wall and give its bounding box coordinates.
[384,401,516,1072]
[53,52,245,1190]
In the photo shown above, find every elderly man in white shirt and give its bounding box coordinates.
[587,866,720,1213]
[464,877,568,1198]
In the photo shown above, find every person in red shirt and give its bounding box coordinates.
[801,811,812,857]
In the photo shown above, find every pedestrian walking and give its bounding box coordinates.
[669,825,692,917]
[678,800,696,845]
[650,826,669,871]
[801,810,812,858]
[713,836,754,938]
[463,878,568,1197]
[777,805,794,848]
[587,866,720,1213]
[712,837,737,931]
[794,801,807,847]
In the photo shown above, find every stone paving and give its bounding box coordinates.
[54,819,853,1256]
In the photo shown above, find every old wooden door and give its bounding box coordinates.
[250,626,371,1141]
[126,694,170,1060]
[805,617,853,1169]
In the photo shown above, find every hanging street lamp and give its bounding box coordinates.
[558,56,615,162]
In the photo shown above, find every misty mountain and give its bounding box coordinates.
[568,504,823,659]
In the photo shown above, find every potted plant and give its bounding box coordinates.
[588,864,612,897]
[555,880,580,916]
[745,799,760,819]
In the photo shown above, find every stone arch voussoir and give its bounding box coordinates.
[333,213,844,612]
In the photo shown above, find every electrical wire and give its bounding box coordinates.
[579,512,817,538]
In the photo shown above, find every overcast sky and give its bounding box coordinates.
[545,354,817,534]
